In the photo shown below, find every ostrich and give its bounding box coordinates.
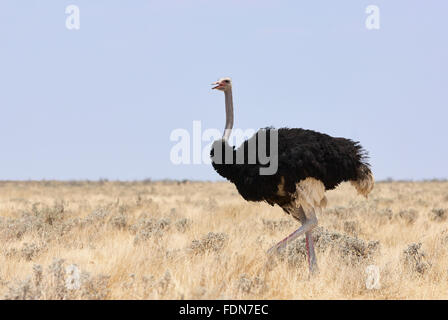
[210,77,374,273]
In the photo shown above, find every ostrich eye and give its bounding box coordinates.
[224,80,230,83]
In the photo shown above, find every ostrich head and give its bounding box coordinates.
[211,77,232,91]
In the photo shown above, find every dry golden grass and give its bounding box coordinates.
[0,180,447,299]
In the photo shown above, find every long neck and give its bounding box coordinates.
[223,88,234,141]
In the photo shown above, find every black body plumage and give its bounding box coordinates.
[210,127,371,206]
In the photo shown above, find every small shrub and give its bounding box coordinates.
[132,218,171,244]
[21,242,45,261]
[191,232,228,254]
[403,243,431,275]
[284,227,380,267]
[3,259,110,300]
[109,214,127,230]
[343,220,360,236]
[398,209,419,224]
[237,274,267,294]
[262,219,293,232]
[430,208,447,222]
[175,218,192,233]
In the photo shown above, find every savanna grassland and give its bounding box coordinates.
[0,180,447,300]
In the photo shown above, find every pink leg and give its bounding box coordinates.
[305,233,310,264]
[267,216,317,255]
[306,231,318,273]
[267,206,319,273]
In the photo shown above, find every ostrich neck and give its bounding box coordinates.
[223,88,234,141]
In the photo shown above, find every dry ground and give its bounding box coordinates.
[0,180,447,299]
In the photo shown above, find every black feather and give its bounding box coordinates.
[210,127,371,206]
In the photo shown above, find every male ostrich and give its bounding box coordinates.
[210,77,374,273]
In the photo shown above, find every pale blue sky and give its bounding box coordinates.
[0,1,447,181]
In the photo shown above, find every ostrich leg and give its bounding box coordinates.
[305,230,318,273]
[267,206,318,273]
[305,206,323,273]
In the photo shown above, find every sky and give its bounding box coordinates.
[0,1,447,181]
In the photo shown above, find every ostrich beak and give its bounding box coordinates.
[211,81,222,90]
